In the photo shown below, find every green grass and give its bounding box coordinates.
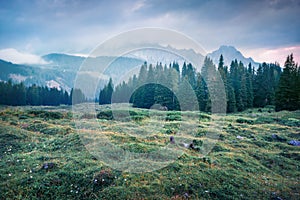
[0,105,299,199]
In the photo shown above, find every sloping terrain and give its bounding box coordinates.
[0,105,299,199]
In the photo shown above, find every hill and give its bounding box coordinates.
[0,105,299,199]
[0,55,144,95]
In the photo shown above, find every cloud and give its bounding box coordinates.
[242,45,300,66]
[0,48,48,64]
[0,0,299,55]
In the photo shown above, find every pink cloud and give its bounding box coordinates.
[243,45,300,67]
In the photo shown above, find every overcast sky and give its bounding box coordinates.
[0,0,299,65]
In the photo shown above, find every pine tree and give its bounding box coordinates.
[201,57,226,113]
[218,55,231,112]
[226,81,237,112]
[27,84,40,105]
[138,62,148,86]
[275,54,299,111]
[99,78,113,105]
[195,73,208,112]
[177,76,198,111]
[181,62,187,80]
[253,64,266,107]
[246,63,254,108]
[186,63,196,88]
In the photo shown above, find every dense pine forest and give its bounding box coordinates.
[100,54,300,112]
[0,81,86,106]
[1,54,299,112]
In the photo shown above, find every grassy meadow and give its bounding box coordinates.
[0,104,299,199]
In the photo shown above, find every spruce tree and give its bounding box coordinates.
[275,54,299,111]
[246,63,254,108]
[99,78,113,105]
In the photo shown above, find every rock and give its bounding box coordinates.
[180,143,190,148]
[236,135,244,140]
[183,192,189,199]
[159,106,168,111]
[271,134,287,142]
[170,136,175,144]
[41,162,56,170]
[179,141,200,151]
[288,140,300,146]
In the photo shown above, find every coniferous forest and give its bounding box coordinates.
[100,54,300,112]
[0,81,86,106]
[1,54,299,113]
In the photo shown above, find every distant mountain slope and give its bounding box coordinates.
[127,44,205,70]
[42,53,85,70]
[0,54,145,97]
[1,46,260,98]
[207,45,260,68]
[0,59,76,91]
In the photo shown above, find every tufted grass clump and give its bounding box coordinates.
[0,105,299,199]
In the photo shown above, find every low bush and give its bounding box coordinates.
[27,110,64,119]
[166,112,181,121]
[97,110,113,120]
[236,118,254,124]
[40,126,70,135]
[97,109,148,121]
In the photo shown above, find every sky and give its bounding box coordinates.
[0,0,299,65]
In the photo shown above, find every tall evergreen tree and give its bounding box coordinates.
[245,63,254,108]
[181,62,187,80]
[253,64,266,107]
[195,73,208,112]
[99,78,114,105]
[275,54,299,111]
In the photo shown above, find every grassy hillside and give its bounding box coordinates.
[0,105,299,199]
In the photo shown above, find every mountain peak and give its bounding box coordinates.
[219,45,236,50]
[207,45,259,68]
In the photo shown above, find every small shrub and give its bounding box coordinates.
[165,129,176,135]
[97,110,113,120]
[212,143,229,152]
[195,129,206,137]
[25,123,48,132]
[27,110,63,119]
[122,143,156,153]
[40,127,68,135]
[192,139,202,146]
[131,115,145,121]
[166,112,181,121]
[255,117,276,124]
[199,114,211,121]
[96,109,148,121]
[10,121,18,126]
[93,168,115,188]
[236,118,254,125]
[280,118,300,127]
[19,115,28,120]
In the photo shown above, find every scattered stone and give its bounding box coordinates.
[271,134,287,142]
[41,162,56,170]
[180,142,190,148]
[179,141,200,151]
[170,136,175,144]
[288,140,300,146]
[236,135,244,140]
[183,192,189,199]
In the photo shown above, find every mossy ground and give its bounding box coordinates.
[0,105,299,199]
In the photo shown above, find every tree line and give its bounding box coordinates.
[0,80,86,106]
[100,54,300,112]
